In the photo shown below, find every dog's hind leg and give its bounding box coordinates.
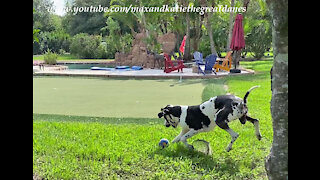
[246,115,262,140]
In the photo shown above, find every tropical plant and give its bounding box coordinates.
[63,0,111,35]
[102,16,133,56]
[43,49,58,65]
[245,24,272,59]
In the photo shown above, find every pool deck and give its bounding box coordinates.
[33,65,255,79]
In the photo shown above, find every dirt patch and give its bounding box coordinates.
[224,84,231,95]
[33,174,43,180]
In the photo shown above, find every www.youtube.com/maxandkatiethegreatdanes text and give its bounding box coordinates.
[48,4,247,15]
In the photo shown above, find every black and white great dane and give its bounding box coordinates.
[157,86,262,152]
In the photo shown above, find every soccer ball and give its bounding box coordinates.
[159,138,169,148]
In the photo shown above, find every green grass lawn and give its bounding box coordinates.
[33,78,207,118]
[33,60,273,179]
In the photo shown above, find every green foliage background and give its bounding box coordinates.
[33,0,272,60]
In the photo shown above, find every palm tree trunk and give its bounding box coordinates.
[227,0,235,51]
[193,15,202,52]
[206,15,217,56]
[183,12,191,61]
[265,0,288,179]
[200,0,217,56]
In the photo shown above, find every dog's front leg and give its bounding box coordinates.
[180,129,199,150]
[215,110,239,152]
[172,128,189,143]
[225,128,239,152]
[246,116,262,140]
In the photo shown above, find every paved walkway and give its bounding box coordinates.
[33,66,254,79]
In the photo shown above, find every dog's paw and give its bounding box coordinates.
[187,144,194,150]
[256,134,262,141]
[226,146,232,152]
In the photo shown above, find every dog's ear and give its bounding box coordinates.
[158,112,164,118]
[239,115,247,124]
[169,106,182,117]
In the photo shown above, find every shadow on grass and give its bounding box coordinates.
[151,143,240,175]
[201,79,227,102]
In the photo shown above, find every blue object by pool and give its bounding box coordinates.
[115,66,130,69]
[91,66,143,71]
[131,66,143,70]
[91,67,114,71]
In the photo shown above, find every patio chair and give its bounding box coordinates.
[172,52,183,60]
[163,53,185,73]
[214,51,232,72]
[193,51,205,74]
[199,54,217,75]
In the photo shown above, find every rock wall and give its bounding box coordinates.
[115,32,177,69]
[157,33,176,54]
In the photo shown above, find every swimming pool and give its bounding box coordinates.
[59,63,114,69]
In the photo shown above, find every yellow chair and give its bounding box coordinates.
[214,51,233,72]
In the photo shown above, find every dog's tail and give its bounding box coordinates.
[243,85,260,104]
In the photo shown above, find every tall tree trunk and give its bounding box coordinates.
[138,0,148,37]
[265,0,288,180]
[141,12,148,37]
[183,12,192,61]
[227,0,235,51]
[193,15,203,52]
[206,14,217,56]
[200,0,217,56]
[180,0,191,61]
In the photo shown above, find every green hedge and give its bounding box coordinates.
[70,33,107,59]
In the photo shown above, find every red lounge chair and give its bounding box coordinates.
[163,54,185,73]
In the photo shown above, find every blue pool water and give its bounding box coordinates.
[63,63,113,69]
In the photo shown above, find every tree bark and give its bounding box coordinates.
[180,0,192,61]
[200,0,217,56]
[226,0,235,51]
[206,14,217,56]
[265,0,288,180]
[183,11,192,61]
[193,15,203,52]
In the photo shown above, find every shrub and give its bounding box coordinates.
[38,30,71,54]
[95,42,108,59]
[198,36,211,58]
[70,33,106,59]
[43,49,58,65]
[245,24,272,59]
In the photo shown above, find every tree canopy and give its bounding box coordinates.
[33,0,272,61]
